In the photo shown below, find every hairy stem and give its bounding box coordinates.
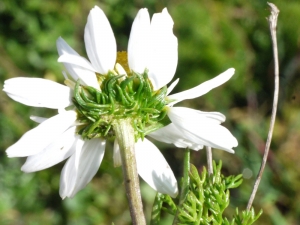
[113,119,146,225]
[246,2,280,211]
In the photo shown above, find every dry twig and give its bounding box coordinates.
[246,2,280,211]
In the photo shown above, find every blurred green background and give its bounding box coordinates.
[1,0,300,224]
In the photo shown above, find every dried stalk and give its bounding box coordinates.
[246,2,280,211]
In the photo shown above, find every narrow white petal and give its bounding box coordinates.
[149,123,203,151]
[60,138,106,199]
[70,138,106,197]
[21,127,77,172]
[58,55,99,89]
[168,68,235,105]
[59,138,85,199]
[168,107,238,153]
[6,111,77,157]
[166,78,179,96]
[148,8,178,90]
[179,122,237,153]
[57,37,78,56]
[84,6,116,74]
[3,78,72,109]
[58,54,97,72]
[128,8,151,74]
[57,37,99,89]
[113,139,122,167]
[30,115,47,124]
[135,138,178,197]
[168,107,226,124]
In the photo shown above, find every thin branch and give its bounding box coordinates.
[246,2,280,211]
[206,146,213,175]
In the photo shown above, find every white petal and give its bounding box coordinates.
[168,68,235,105]
[128,8,151,74]
[6,110,77,157]
[135,138,178,197]
[57,37,99,89]
[167,107,226,124]
[168,107,238,153]
[113,139,122,167]
[57,54,97,72]
[149,123,203,151]
[3,78,72,109]
[57,57,99,90]
[30,115,47,123]
[57,37,78,56]
[59,138,106,199]
[21,127,77,172]
[166,78,179,96]
[148,8,178,90]
[84,6,116,74]
[59,138,85,199]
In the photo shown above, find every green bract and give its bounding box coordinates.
[72,70,172,141]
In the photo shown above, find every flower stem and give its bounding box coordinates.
[206,146,213,175]
[113,119,146,225]
[172,148,190,225]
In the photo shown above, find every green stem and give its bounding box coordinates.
[113,119,146,225]
[172,148,190,225]
[150,193,164,225]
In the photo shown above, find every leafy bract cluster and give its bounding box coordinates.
[72,71,171,141]
[150,161,262,225]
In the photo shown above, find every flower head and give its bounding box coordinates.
[3,6,237,199]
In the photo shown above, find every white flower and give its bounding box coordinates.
[3,6,237,200]
[3,6,178,199]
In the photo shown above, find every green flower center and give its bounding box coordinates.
[72,53,171,141]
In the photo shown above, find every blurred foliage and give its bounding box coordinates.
[1,0,300,224]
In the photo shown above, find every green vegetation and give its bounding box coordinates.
[1,0,300,224]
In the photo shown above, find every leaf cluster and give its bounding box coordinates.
[151,161,262,225]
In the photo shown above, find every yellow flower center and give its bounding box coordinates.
[116,51,130,74]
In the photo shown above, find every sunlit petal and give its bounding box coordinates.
[30,115,47,124]
[57,37,99,89]
[84,6,116,74]
[6,111,77,157]
[57,54,97,72]
[167,107,226,124]
[166,78,179,96]
[168,107,237,153]
[168,68,235,105]
[148,8,178,90]
[3,77,72,109]
[135,138,178,197]
[128,8,151,74]
[149,123,203,151]
[59,138,85,199]
[59,138,106,199]
[21,127,77,172]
